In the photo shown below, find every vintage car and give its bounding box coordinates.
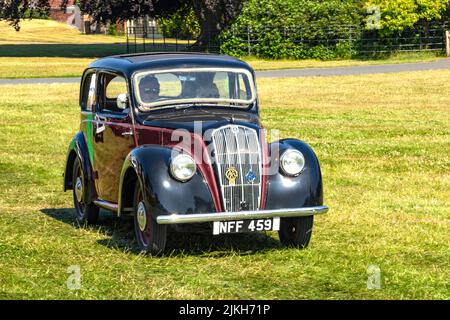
[64,52,328,254]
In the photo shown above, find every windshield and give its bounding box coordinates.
[133,68,256,110]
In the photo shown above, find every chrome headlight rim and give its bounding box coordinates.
[280,149,305,177]
[170,153,197,182]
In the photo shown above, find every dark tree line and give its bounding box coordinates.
[0,0,50,30]
[0,0,246,47]
[76,0,245,47]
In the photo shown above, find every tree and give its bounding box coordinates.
[76,0,246,48]
[190,0,246,48]
[0,0,50,31]
[364,0,449,35]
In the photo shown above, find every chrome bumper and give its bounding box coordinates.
[156,205,328,225]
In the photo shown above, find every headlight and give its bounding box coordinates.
[280,149,305,176]
[170,154,196,182]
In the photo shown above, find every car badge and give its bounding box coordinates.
[231,126,240,134]
[225,167,238,185]
[245,170,257,183]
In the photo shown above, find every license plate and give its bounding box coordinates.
[213,218,280,235]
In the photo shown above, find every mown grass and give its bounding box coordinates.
[0,53,446,79]
[0,57,92,79]
[0,20,124,44]
[244,51,445,70]
[0,70,449,299]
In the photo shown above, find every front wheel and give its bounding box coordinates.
[133,182,167,255]
[278,216,314,248]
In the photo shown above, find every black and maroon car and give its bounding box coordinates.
[64,52,328,254]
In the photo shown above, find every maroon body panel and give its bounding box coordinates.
[135,124,224,212]
[90,115,136,203]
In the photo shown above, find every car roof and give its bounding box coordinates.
[88,52,253,77]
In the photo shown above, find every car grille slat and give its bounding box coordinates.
[212,125,262,212]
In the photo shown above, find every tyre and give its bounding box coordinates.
[278,216,314,248]
[133,181,167,255]
[72,157,99,225]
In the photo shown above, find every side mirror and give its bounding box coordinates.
[116,93,128,110]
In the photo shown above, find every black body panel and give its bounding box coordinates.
[119,145,216,219]
[64,131,96,204]
[265,139,324,209]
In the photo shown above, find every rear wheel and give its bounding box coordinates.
[278,216,314,248]
[133,181,167,255]
[72,157,99,225]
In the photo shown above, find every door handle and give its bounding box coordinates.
[122,130,134,137]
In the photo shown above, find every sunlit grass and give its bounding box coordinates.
[0,70,449,299]
[245,52,445,70]
[0,57,91,78]
[0,19,124,44]
[1,53,447,79]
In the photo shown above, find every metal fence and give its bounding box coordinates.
[126,22,450,56]
[126,26,199,53]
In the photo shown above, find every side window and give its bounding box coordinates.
[81,73,97,111]
[237,74,251,100]
[100,74,128,113]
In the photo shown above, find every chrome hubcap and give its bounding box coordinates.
[137,201,147,232]
[75,177,83,201]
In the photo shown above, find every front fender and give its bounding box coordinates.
[265,139,323,209]
[63,131,96,203]
[118,145,217,218]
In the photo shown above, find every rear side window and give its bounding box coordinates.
[100,73,128,114]
[237,73,251,100]
[81,73,97,111]
[106,76,128,100]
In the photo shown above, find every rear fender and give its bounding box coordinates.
[63,131,96,203]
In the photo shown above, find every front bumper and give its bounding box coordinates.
[156,205,329,224]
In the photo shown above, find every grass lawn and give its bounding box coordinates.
[0,20,124,44]
[0,57,92,79]
[244,52,446,70]
[0,69,449,299]
[0,53,447,79]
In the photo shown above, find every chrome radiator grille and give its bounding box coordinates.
[211,125,262,212]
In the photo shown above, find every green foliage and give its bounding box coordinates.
[335,41,357,59]
[364,0,449,35]
[106,23,124,36]
[159,6,200,39]
[220,0,365,59]
[22,8,49,19]
[107,23,118,36]
[0,0,50,30]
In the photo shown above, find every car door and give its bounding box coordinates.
[90,71,136,203]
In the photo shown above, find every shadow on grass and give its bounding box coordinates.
[0,43,127,58]
[0,43,187,58]
[40,208,282,257]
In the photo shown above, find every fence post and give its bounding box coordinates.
[446,30,450,57]
[143,30,146,52]
[247,26,251,56]
[126,25,129,54]
[134,27,137,53]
